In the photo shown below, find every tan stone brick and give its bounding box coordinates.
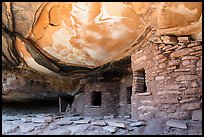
[184,64,196,68]
[160,35,178,45]
[190,50,202,56]
[153,50,162,56]
[174,68,191,72]
[179,87,187,91]
[167,66,177,71]
[157,90,182,95]
[189,46,202,52]
[170,48,190,58]
[184,87,202,95]
[191,82,199,88]
[176,75,198,81]
[171,111,191,120]
[141,100,153,105]
[181,55,199,60]
[179,98,197,104]
[133,55,147,64]
[187,42,201,48]
[182,60,191,66]
[196,67,202,71]
[137,106,157,111]
[159,44,165,49]
[136,92,151,96]
[158,58,167,63]
[153,37,163,44]
[154,54,165,60]
[181,102,201,110]
[196,60,202,66]
[184,60,197,66]
[162,45,173,51]
[159,63,166,69]
[177,45,187,50]
[155,98,179,104]
[166,45,178,51]
[163,50,173,54]
[195,54,202,57]
[163,84,179,90]
[138,112,153,120]
[168,60,181,67]
[177,36,190,43]
[155,76,164,81]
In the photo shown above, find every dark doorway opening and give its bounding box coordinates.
[126,87,132,104]
[91,92,102,106]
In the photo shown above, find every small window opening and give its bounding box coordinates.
[126,87,132,104]
[135,69,147,93]
[91,92,102,106]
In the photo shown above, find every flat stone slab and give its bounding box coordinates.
[105,121,126,128]
[34,123,48,130]
[21,117,32,123]
[2,115,21,121]
[56,120,73,126]
[91,120,107,126]
[93,116,103,120]
[2,122,19,134]
[69,116,83,121]
[19,123,36,133]
[74,120,91,124]
[41,127,71,135]
[32,117,53,123]
[123,115,131,119]
[126,126,133,131]
[130,121,145,127]
[83,117,93,121]
[103,126,118,133]
[126,118,138,122]
[166,119,187,129]
[113,128,126,135]
[103,115,115,119]
[144,120,163,135]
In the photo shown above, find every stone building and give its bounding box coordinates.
[71,35,202,121]
[71,75,133,117]
[131,36,202,121]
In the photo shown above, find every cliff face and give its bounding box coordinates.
[2,2,202,101]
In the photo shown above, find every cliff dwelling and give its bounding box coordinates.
[2,2,202,135]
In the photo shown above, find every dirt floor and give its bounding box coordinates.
[2,101,202,135]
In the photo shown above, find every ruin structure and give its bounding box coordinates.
[2,2,202,122]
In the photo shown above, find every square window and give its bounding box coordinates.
[91,91,102,106]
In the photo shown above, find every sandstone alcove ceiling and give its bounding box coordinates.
[2,2,202,101]
[2,2,202,135]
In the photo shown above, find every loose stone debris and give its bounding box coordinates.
[32,117,53,123]
[130,121,145,127]
[103,126,118,133]
[166,119,187,129]
[2,113,202,135]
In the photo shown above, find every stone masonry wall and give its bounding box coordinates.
[131,36,202,121]
[118,75,132,116]
[83,81,120,116]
